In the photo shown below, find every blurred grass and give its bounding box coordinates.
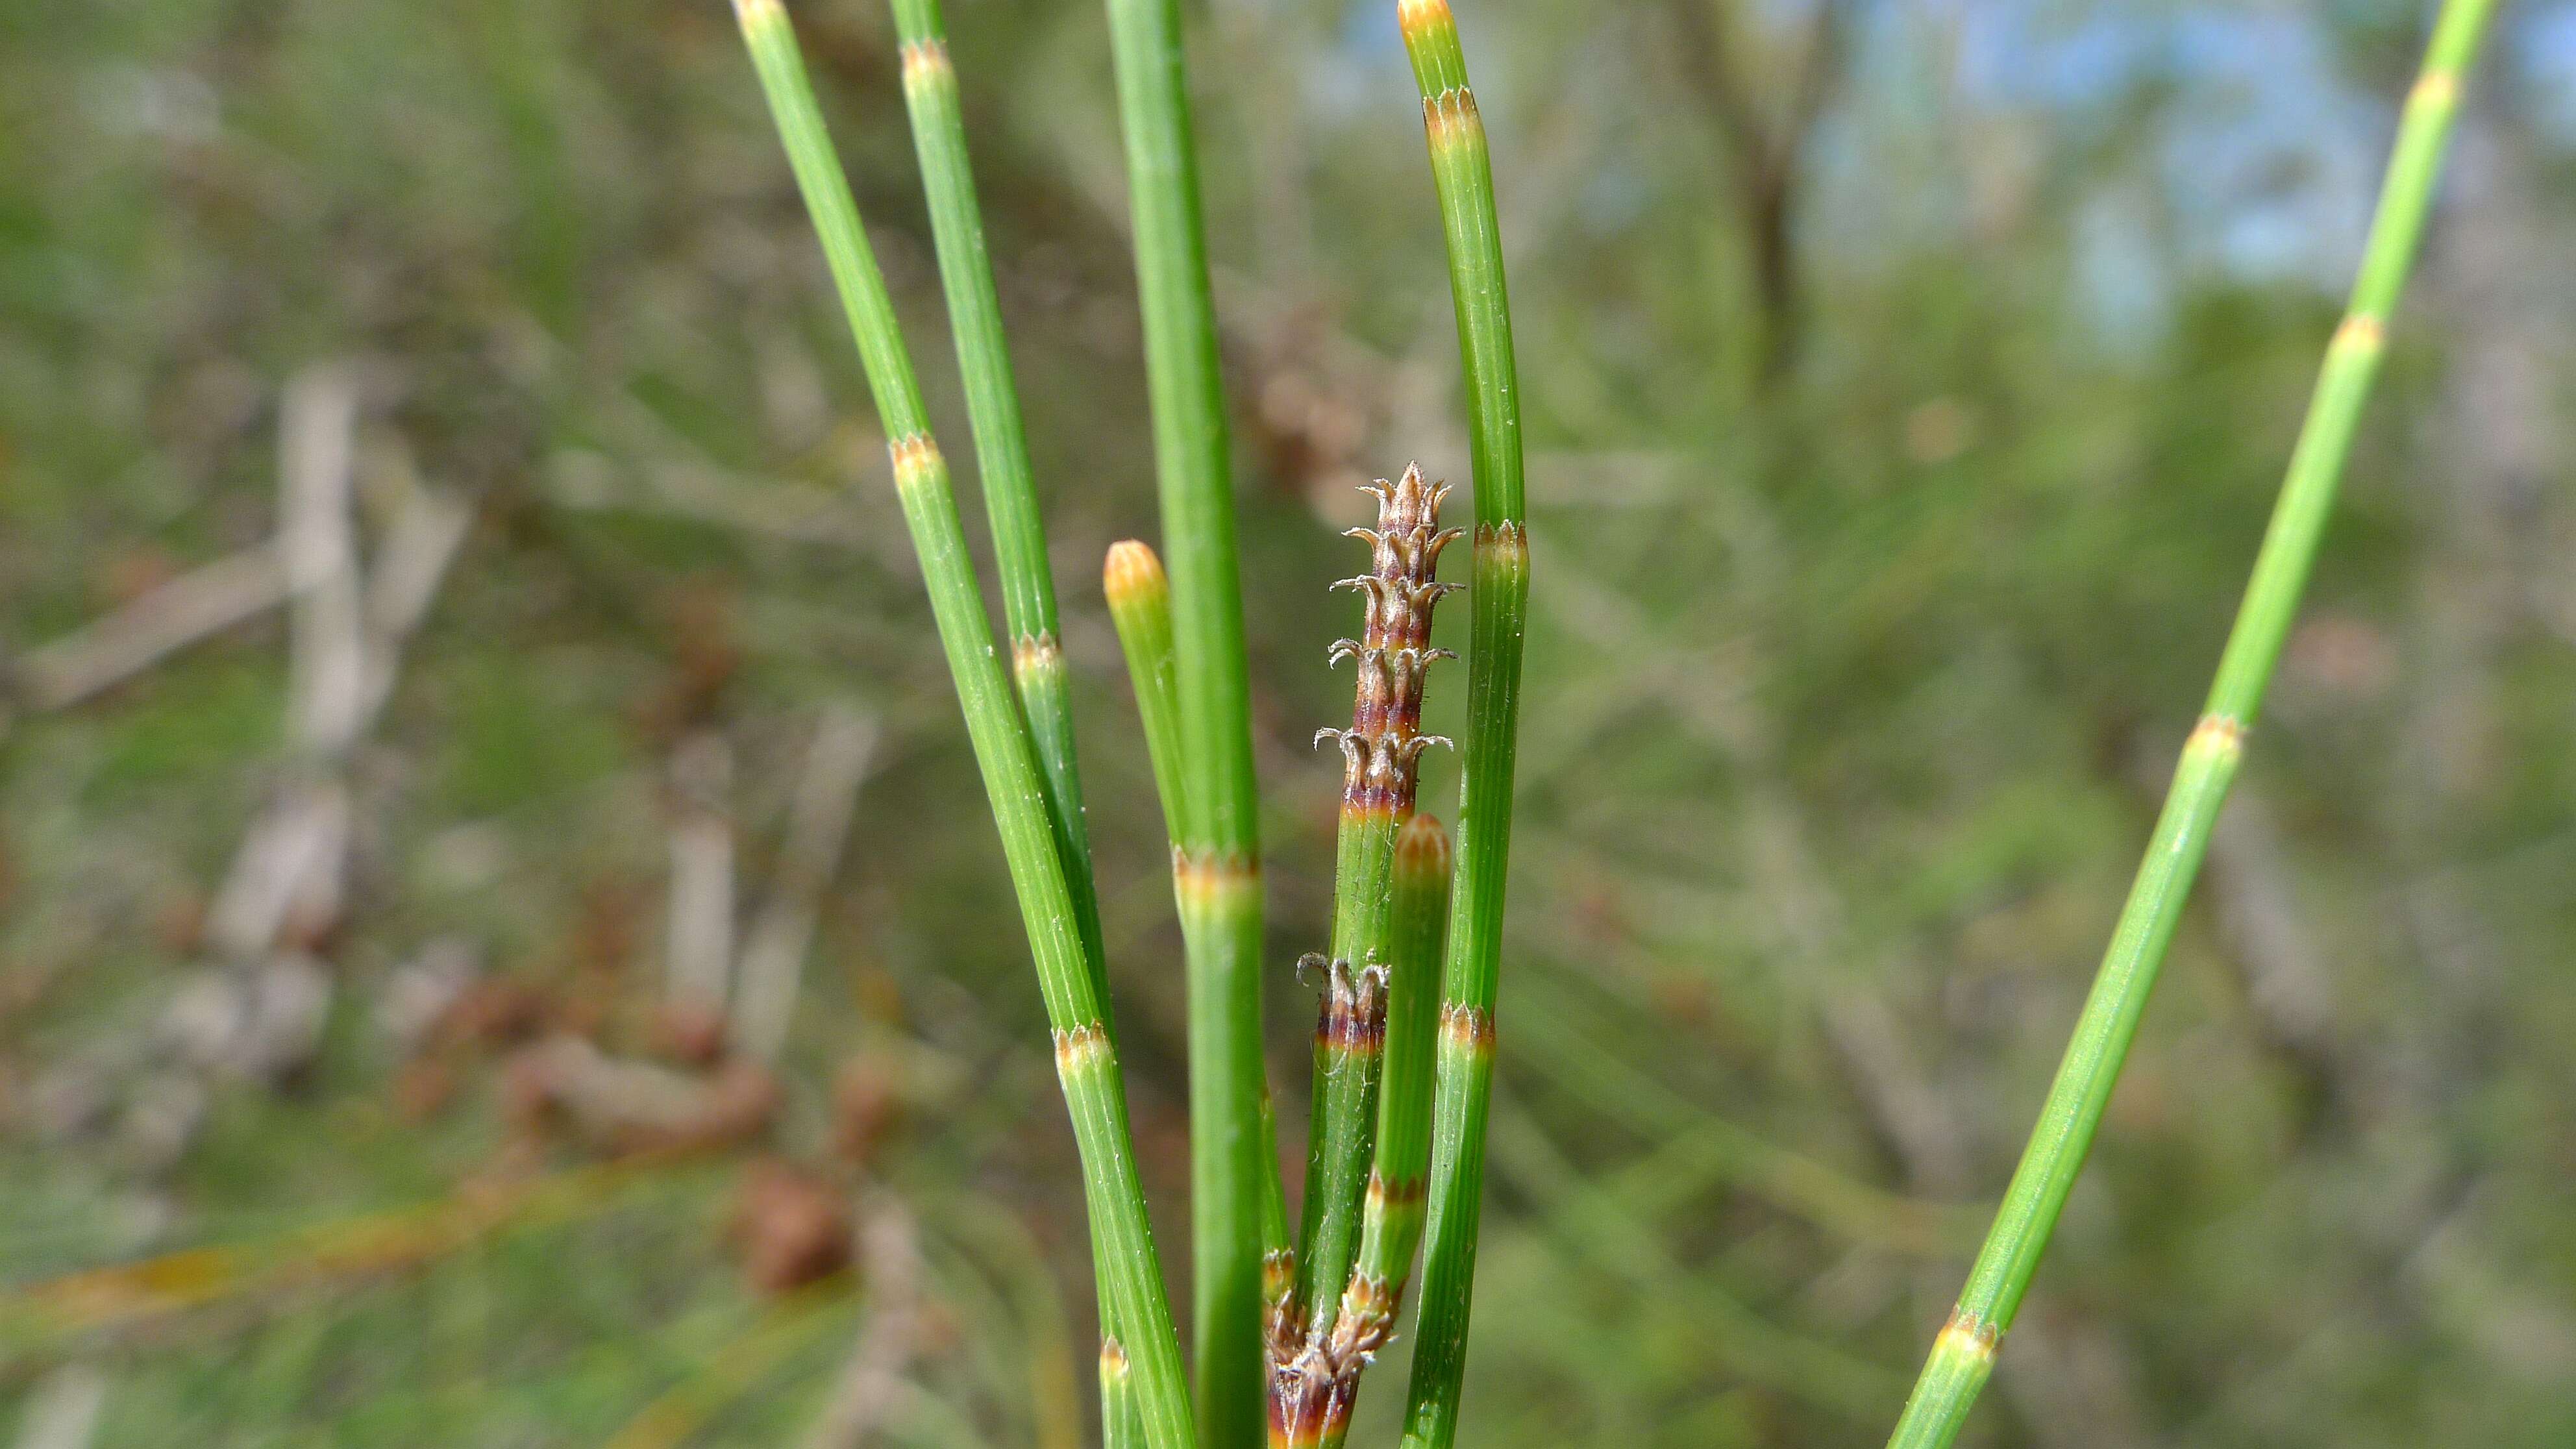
[4,0,2576,1445]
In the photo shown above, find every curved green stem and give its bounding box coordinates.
[1887,1,2500,1443]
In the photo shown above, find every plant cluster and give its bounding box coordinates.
[728,0,2503,1442]
[730,0,1525,1444]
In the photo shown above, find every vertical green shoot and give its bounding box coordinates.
[1884,0,2500,1443]
[889,0,1108,1000]
[1395,0,1530,1444]
[1256,1085,1295,1301]
[728,6,1193,1448]
[887,12,1130,1429]
[1098,0,1269,1436]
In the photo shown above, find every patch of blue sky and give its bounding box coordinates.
[2158,5,2379,292]
[2512,0,2576,143]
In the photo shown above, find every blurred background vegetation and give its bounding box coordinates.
[5,0,2575,1443]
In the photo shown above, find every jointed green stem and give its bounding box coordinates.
[1395,1,1530,1444]
[1108,539,1296,1420]
[1885,1,2499,1444]
[1109,542,1294,1283]
[1292,810,1396,1344]
[889,0,1108,999]
[1098,0,1270,1436]
[729,8,1192,1449]
[1352,813,1450,1304]
[888,6,1127,1429]
[1257,1084,1295,1293]
[1304,813,1453,1449]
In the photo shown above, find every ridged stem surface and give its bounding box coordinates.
[1103,1338,1142,1449]
[1110,542,1298,1441]
[1885,1,2499,1443]
[1394,2,1530,1444]
[1099,0,1270,1434]
[730,8,1191,1448]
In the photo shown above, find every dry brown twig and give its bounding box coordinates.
[730,703,880,1064]
[665,729,738,1024]
[10,550,291,713]
[802,1196,924,1449]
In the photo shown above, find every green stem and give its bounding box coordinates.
[1106,544,1298,1311]
[1304,813,1453,1449]
[1103,1337,1142,1449]
[1351,813,1451,1304]
[1396,1,1530,1444]
[889,0,1108,1006]
[1111,551,1304,1443]
[1292,810,1396,1342]
[1885,2,2499,1443]
[1105,541,1191,845]
[729,8,1192,1449]
[1098,0,1269,1437]
[886,12,1130,1430]
[1257,1084,1295,1300]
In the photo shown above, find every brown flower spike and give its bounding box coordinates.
[1315,462,1461,817]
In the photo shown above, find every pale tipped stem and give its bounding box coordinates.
[1304,814,1452,1449]
[1106,540,1191,843]
[1357,813,1451,1293]
[1101,1337,1141,1449]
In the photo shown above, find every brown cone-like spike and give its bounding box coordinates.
[1317,464,1459,815]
